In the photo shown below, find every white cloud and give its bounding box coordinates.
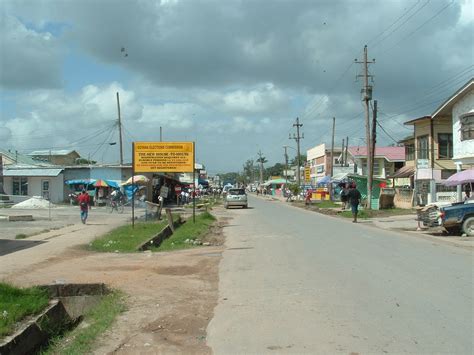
[140,103,197,129]
[197,83,289,115]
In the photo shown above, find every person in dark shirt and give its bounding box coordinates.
[347,183,362,223]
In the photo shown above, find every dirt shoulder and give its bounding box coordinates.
[2,209,228,354]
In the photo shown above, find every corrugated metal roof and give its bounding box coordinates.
[28,150,77,156]
[3,168,63,177]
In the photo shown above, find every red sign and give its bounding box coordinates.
[175,186,182,193]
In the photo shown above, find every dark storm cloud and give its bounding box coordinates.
[0,13,62,90]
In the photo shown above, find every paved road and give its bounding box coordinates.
[207,195,474,354]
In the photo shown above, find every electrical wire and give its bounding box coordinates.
[379,0,455,55]
[371,0,431,51]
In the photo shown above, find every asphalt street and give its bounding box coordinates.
[207,195,474,354]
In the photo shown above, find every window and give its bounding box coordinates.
[405,144,415,161]
[461,114,474,141]
[417,135,429,160]
[438,133,453,159]
[12,177,28,196]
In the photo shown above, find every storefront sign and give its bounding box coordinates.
[133,142,194,173]
[304,167,311,182]
[417,159,429,169]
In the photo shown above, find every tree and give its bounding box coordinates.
[265,163,285,178]
[256,152,267,184]
[290,154,307,166]
[242,159,257,183]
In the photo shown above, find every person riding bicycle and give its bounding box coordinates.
[110,188,124,204]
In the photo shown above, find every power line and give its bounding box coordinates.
[371,0,431,50]
[380,0,455,55]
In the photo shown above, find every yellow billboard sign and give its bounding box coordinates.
[304,166,311,182]
[133,141,194,173]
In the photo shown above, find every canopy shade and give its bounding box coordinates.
[65,179,96,185]
[443,168,474,186]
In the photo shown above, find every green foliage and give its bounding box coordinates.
[265,163,285,178]
[43,291,126,355]
[89,221,169,252]
[15,233,28,239]
[290,154,307,166]
[152,212,216,252]
[287,183,300,196]
[315,200,339,208]
[0,282,49,337]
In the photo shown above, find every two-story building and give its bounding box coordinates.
[306,143,352,185]
[403,79,473,204]
[347,146,405,179]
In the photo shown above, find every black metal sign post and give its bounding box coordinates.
[132,142,135,228]
[193,141,196,223]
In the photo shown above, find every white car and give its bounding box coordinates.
[224,188,248,209]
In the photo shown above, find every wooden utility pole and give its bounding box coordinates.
[283,146,289,183]
[355,45,375,209]
[370,100,377,194]
[116,92,124,165]
[330,117,336,177]
[290,117,304,188]
[341,138,345,166]
[345,136,349,167]
[257,150,265,185]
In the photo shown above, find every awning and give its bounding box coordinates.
[65,179,97,185]
[4,168,63,177]
[389,165,415,179]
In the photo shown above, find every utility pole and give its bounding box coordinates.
[283,146,289,183]
[341,138,345,167]
[370,100,377,194]
[116,92,124,166]
[345,136,349,167]
[330,117,336,177]
[290,117,304,188]
[257,150,265,185]
[355,45,375,209]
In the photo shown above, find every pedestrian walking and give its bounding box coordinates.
[77,189,90,224]
[347,183,361,223]
[340,183,349,210]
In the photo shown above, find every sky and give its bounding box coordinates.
[0,0,473,174]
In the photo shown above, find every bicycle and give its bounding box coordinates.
[107,198,124,213]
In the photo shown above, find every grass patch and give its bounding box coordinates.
[0,282,49,338]
[15,233,28,239]
[313,200,340,208]
[42,291,126,355]
[152,211,216,252]
[340,210,370,219]
[89,220,169,253]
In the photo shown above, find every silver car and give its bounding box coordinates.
[224,188,248,209]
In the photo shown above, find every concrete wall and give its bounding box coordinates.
[3,174,64,203]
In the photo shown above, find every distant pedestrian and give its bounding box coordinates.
[347,183,361,223]
[77,189,90,224]
[340,183,349,210]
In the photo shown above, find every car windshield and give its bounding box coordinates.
[228,189,245,195]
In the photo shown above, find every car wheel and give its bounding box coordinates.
[445,226,461,236]
[224,203,228,209]
[243,204,248,209]
[462,217,474,236]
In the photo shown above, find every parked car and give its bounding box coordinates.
[224,188,248,209]
[440,201,474,236]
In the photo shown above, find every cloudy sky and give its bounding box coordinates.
[0,0,473,174]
